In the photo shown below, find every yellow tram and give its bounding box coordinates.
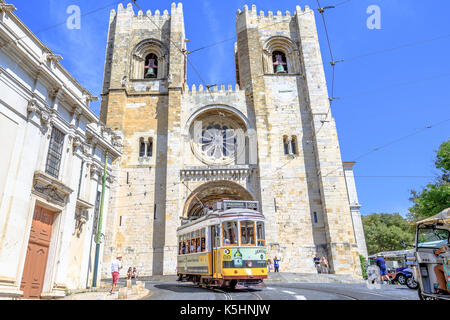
[177,200,267,289]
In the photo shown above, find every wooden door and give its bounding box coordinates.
[20,205,54,299]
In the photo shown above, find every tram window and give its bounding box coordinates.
[187,239,191,254]
[191,232,195,252]
[223,221,238,246]
[214,225,220,248]
[196,237,201,253]
[201,237,206,252]
[257,222,265,246]
[201,229,206,252]
[241,221,256,245]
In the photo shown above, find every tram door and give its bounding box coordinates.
[210,226,215,276]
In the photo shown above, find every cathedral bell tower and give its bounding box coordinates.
[234,5,361,276]
[99,2,186,276]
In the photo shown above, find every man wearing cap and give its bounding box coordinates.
[374,254,389,284]
[110,255,123,294]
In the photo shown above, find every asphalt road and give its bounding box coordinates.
[139,280,419,300]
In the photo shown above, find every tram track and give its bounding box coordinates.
[211,287,263,300]
[213,288,233,300]
[242,289,263,300]
[196,282,361,300]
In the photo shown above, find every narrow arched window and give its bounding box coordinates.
[147,138,153,157]
[272,51,288,74]
[283,135,289,155]
[139,138,146,157]
[144,53,158,79]
[291,136,298,155]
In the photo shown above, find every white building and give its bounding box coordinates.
[0,1,122,299]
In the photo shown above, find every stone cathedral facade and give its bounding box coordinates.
[100,3,366,278]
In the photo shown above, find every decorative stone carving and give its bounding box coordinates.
[27,97,39,116]
[74,208,89,237]
[0,3,16,12]
[32,171,73,207]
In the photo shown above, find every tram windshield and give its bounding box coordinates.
[223,221,238,246]
[257,221,265,246]
[241,221,255,245]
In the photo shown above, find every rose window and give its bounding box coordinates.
[190,115,244,165]
[201,123,237,159]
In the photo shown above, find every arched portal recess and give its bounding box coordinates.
[183,181,254,219]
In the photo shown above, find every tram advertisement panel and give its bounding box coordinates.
[222,248,267,268]
[177,253,210,274]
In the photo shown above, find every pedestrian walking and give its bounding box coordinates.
[110,255,123,294]
[320,256,329,274]
[267,259,273,272]
[313,253,321,274]
[273,257,281,272]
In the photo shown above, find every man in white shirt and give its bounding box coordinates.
[110,255,122,294]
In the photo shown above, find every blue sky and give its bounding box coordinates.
[10,0,450,217]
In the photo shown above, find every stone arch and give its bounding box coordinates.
[184,105,250,136]
[262,36,301,75]
[130,39,168,79]
[183,181,255,218]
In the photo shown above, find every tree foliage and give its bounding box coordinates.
[408,139,450,221]
[362,213,414,255]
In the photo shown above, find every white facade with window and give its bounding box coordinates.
[0,2,122,299]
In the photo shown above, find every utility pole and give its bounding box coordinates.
[92,152,108,287]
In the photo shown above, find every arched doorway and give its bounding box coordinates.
[183,181,254,218]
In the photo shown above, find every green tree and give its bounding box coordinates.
[362,213,415,255]
[408,140,450,221]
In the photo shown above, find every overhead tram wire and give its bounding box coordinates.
[319,117,450,180]
[312,0,343,138]
[130,0,232,210]
[130,0,219,107]
[109,115,449,209]
[0,1,124,48]
[339,71,450,100]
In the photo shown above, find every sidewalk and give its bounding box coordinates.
[59,280,152,300]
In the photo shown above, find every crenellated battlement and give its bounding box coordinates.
[236,4,312,19]
[110,2,183,20]
[185,83,242,96]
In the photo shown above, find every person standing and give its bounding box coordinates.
[273,257,281,272]
[321,256,329,274]
[374,254,389,284]
[267,259,273,272]
[313,254,321,274]
[110,255,123,294]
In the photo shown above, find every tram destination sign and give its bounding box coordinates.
[221,200,259,211]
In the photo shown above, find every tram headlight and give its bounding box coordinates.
[247,261,253,268]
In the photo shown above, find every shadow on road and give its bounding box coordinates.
[153,284,208,293]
